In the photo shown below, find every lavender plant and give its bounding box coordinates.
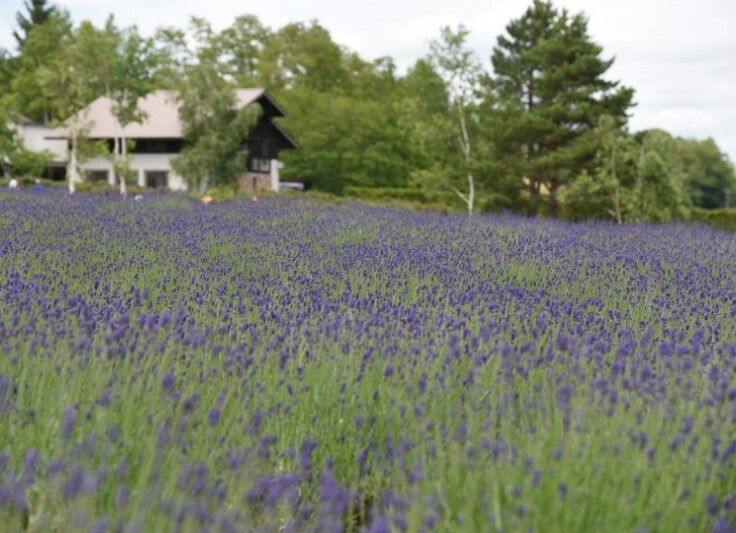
[0,189,734,532]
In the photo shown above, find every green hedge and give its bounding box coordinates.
[0,176,64,187]
[74,182,150,194]
[689,207,736,231]
[342,186,464,208]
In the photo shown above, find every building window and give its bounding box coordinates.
[134,139,183,154]
[249,158,271,172]
[86,170,109,183]
[45,165,67,181]
[145,171,169,189]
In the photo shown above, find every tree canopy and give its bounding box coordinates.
[488,0,636,214]
[14,0,56,48]
[2,0,733,218]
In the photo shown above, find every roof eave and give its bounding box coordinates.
[258,91,288,118]
[271,120,299,150]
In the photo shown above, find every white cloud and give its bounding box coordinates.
[1,0,735,161]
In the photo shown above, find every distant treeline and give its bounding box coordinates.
[1,0,734,220]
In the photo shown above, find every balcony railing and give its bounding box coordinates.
[249,158,271,173]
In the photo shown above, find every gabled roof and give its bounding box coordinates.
[270,120,299,150]
[48,88,287,140]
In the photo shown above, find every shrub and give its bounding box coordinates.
[342,186,464,209]
[689,207,736,231]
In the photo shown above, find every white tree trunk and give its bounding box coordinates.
[111,136,119,188]
[119,135,127,196]
[467,172,475,214]
[68,131,80,194]
[199,175,209,194]
[456,98,475,215]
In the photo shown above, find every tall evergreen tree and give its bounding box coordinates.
[489,0,634,214]
[14,0,56,48]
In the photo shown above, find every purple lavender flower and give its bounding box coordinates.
[300,437,318,472]
[161,371,175,392]
[208,407,221,426]
[60,405,76,442]
[62,467,85,500]
[369,517,390,533]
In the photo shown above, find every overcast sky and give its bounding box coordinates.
[2,0,735,162]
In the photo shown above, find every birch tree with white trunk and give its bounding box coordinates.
[109,26,157,196]
[430,25,482,215]
[166,18,260,193]
[38,23,100,193]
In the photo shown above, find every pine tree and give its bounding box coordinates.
[14,0,56,48]
[489,0,634,214]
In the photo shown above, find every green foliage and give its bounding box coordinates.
[560,121,689,222]
[107,24,158,127]
[428,25,482,213]
[488,0,635,214]
[0,107,52,178]
[13,0,56,48]
[342,186,464,207]
[673,137,736,209]
[111,141,138,184]
[259,21,346,92]
[0,2,732,220]
[0,49,15,97]
[278,88,414,193]
[9,10,72,124]
[214,15,270,85]
[6,143,51,177]
[0,175,61,186]
[172,64,260,192]
[689,207,736,230]
[634,130,689,221]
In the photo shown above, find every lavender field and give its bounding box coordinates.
[1,189,735,532]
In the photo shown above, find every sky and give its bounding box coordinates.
[2,0,735,162]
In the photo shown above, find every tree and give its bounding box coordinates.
[9,10,72,124]
[259,21,346,92]
[47,18,158,194]
[673,137,736,209]
[559,117,639,223]
[429,25,482,214]
[71,19,121,189]
[397,59,456,191]
[172,58,259,192]
[0,49,15,98]
[489,0,634,215]
[278,88,413,193]
[108,25,158,195]
[0,109,51,178]
[14,0,56,49]
[39,21,107,192]
[560,122,688,222]
[157,17,259,192]
[633,130,688,221]
[215,15,271,86]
